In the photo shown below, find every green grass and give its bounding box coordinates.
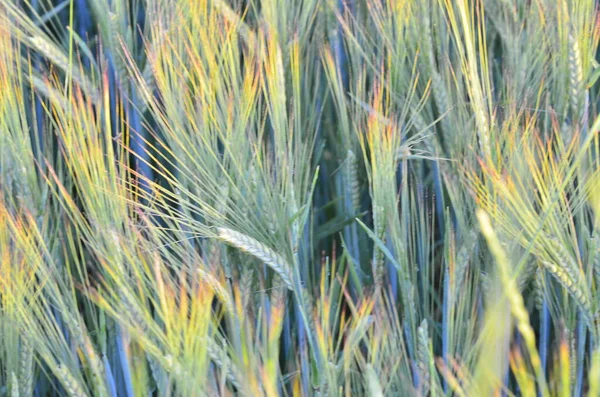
[0,0,599,395]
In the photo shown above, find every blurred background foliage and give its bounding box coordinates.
[0,0,599,395]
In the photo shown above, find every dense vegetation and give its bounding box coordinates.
[1,0,599,395]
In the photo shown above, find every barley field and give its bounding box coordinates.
[0,0,599,396]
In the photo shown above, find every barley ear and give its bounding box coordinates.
[10,372,19,397]
[417,319,431,396]
[217,227,294,290]
[55,365,88,397]
[26,36,98,102]
[534,266,545,312]
[205,339,243,391]
[568,30,584,123]
[541,261,593,328]
[346,149,360,210]
[197,267,235,315]
[591,235,600,287]
[18,332,33,397]
[372,205,386,286]
[239,266,254,313]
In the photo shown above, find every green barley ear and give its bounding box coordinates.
[51,312,108,397]
[108,12,130,93]
[480,271,491,297]
[10,372,19,397]
[534,266,545,313]
[114,289,168,391]
[346,149,360,210]
[209,181,231,277]
[568,29,584,124]
[541,261,593,328]
[211,0,257,48]
[568,327,576,387]
[25,36,98,102]
[61,312,85,348]
[217,227,294,290]
[545,237,594,325]
[205,339,243,391]
[590,348,600,396]
[518,261,538,293]
[148,355,168,396]
[161,354,185,380]
[431,71,451,131]
[29,74,70,110]
[300,285,316,339]
[417,319,431,396]
[55,365,88,397]
[372,204,386,286]
[18,333,33,397]
[420,6,436,71]
[197,267,235,315]
[591,235,600,286]
[239,266,254,314]
[477,210,548,396]
[366,364,384,397]
[452,230,477,305]
[560,122,574,151]
[139,61,155,112]
[271,275,288,310]
[78,330,110,397]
